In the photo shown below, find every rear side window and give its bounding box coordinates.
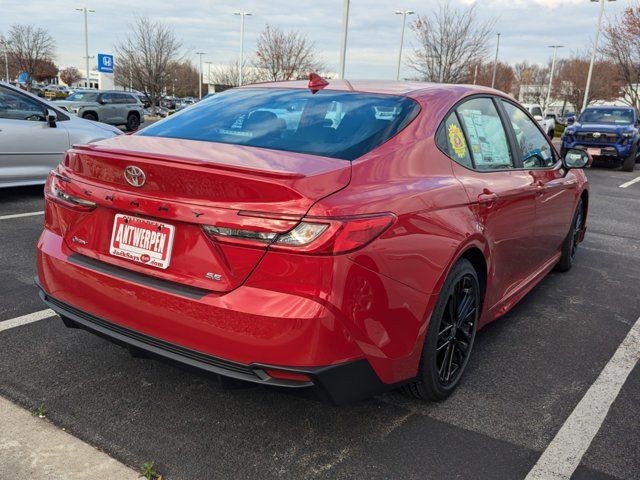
[457,98,513,170]
[139,88,420,160]
[437,112,473,168]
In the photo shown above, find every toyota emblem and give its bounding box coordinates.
[124,166,146,187]
[592,132,601,138]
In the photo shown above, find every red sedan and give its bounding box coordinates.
[36,78,590,404]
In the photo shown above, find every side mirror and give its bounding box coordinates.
[566,116,576,125]
[533,115,543,122]
[563,149,591,169]
[46,109,57,128]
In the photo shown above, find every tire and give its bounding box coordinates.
[555,199,584,273]
[547,128,555,139]
[126,113,140,132]
[622,143,637,172]
[402,258,480,401]
[82,112,97,121]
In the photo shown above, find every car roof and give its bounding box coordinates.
[238,79,505,102]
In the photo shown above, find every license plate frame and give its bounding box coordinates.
[587,147,601,156]
[109,214,175,269]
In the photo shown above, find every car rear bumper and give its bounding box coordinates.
[36,280,392,404]
[37,228,428,403]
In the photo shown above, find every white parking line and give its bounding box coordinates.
[525,315,640,480]
[619,176,640,188]
[0,309,55,333]
[0,211,44,221]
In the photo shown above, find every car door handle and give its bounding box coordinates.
[477,190,498,205]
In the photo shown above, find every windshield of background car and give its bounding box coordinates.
[579,108,635,125]
[66,92,98,102]
[139,88,421,160]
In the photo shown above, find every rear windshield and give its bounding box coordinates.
[579,108,635,125]
[139,88,420,160]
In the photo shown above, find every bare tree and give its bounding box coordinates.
[512,61,551,107]
[209,60,258,87]
[408,3,494,83]
[164,60,199,97]
[60,66,82,86]
[253,24,324,82]
[32,58,58,82]
[466,60,514,94]
[114,17,182,107]
[601,5,640,107]
[5,24,55,89]
[554,54,620,112]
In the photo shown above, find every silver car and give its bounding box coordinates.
[54,90,145,131]
[0,82,122,188]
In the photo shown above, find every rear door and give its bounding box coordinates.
[98,93,118,124]
[114,93,131,124]
[0,85,70,184]
[440,96,538,310]
[500,99,576,263]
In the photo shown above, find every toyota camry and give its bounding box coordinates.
[36,76,590,404]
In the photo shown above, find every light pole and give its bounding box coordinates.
[545,45,564,114]
[338,0,350,79]
[205,61,213,94]
[76,7,95,88]
[195,52,205,99]
[233,12,252,86]
[583,0,615,112]
[395,10,414,81]
[491,33,501,89]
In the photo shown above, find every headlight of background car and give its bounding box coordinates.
[622,132,634,138]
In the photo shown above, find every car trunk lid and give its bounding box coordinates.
[55,135,351,292]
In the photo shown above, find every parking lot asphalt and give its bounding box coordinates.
[0,165,638,480]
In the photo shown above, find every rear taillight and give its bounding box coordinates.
[45,171,97,211]
[202,213,395,255]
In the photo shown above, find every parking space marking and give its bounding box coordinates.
[619,176,640,188]
[0,211,44,221]
[525,315,640,480]
[0,309,55,333]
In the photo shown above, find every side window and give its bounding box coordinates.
[531,106,543,117]
[0,86,46,121]
[457,98,513,170]
[502,101,555,169]
[437,112,473,168]
[100,93,115,104]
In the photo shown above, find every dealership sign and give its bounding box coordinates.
[97,54,114,73]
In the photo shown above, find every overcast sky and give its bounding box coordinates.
[1,0,635,78]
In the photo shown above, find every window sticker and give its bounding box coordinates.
[448,123,467,159]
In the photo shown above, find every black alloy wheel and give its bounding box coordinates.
[570,201,584,261]
[403,258,481,401]
[555,199,584,272]
[436,273,478,386]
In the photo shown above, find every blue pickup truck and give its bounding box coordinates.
[561,106,639,172]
